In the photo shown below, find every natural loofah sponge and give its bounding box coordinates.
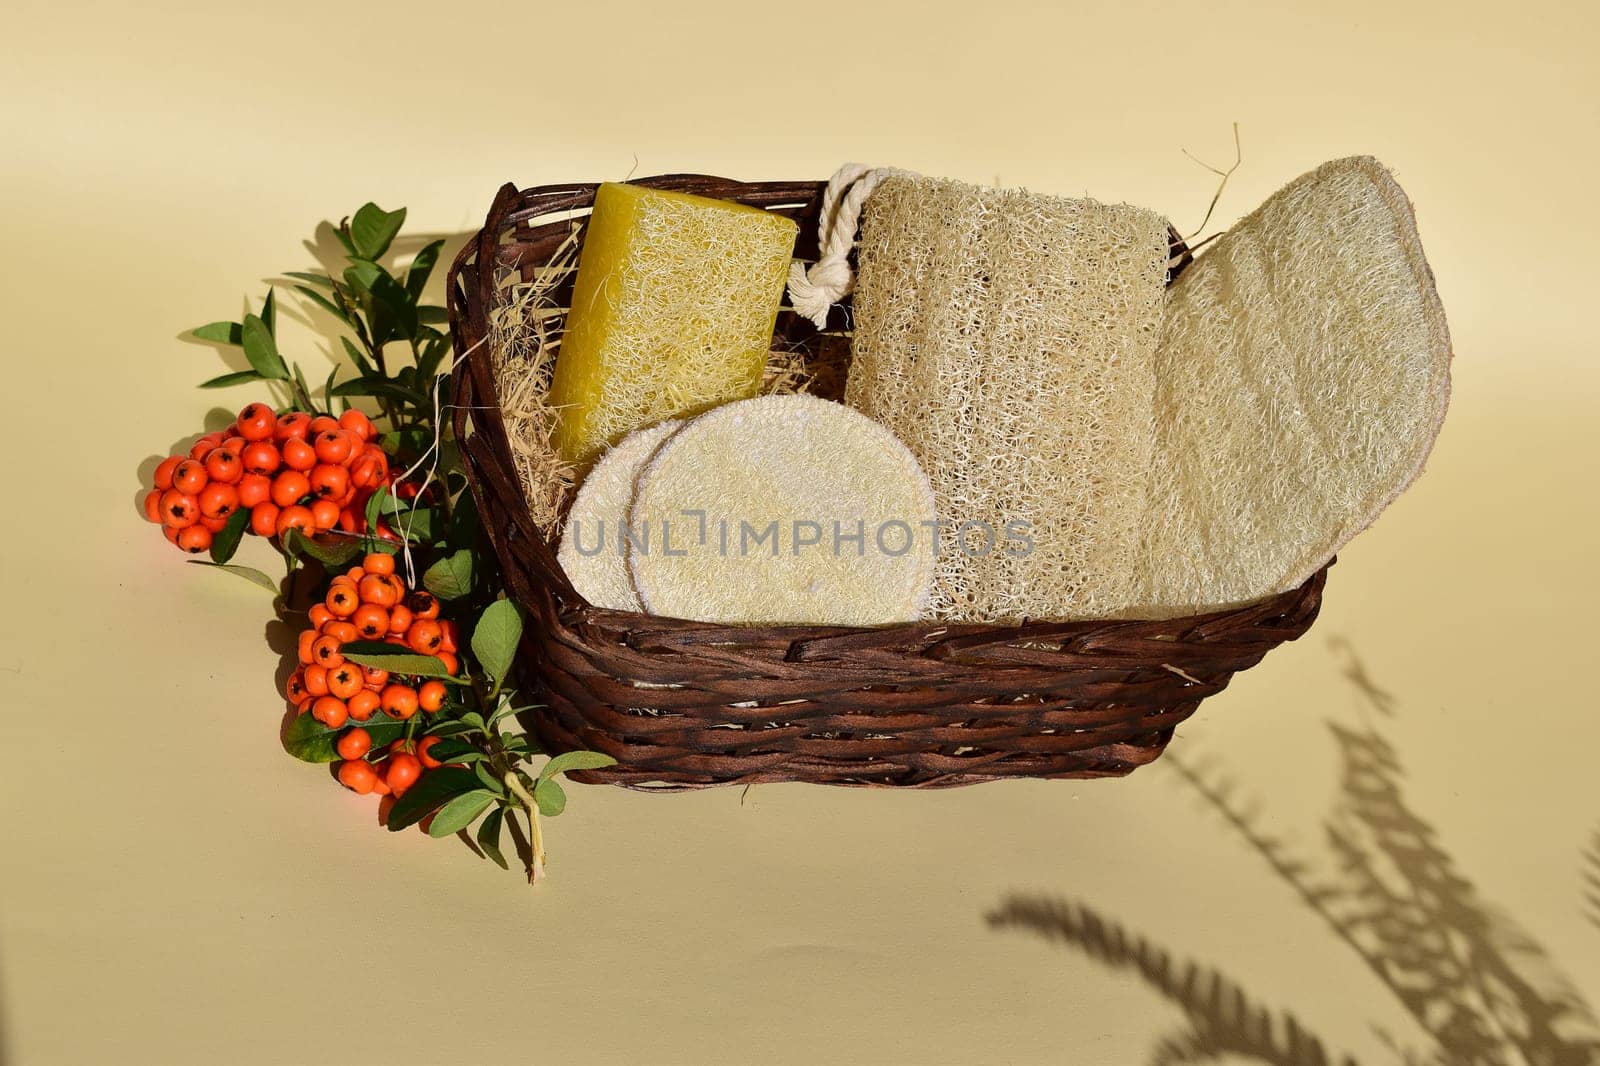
[557,419,683,611]
[846,175,1171,623]
[548,183,798,470]
[1138,155,1452,616]
[627,394,937,626]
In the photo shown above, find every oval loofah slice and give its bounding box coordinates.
[628,394,936,626]
[1138,155,1452,616]
[557,420,683,611]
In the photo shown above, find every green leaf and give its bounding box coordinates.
[199,370,263,389]
[209,507,252,564]
[385,766,478,832]
[186,560,277,591]
[330,377,428,407]
[426,790,496,838]
[339,641,462,681]
[416,305,450,325]
[284,271,334,289]
[283,712,406,763]
[476,806,509,869]
[423,550,475,600]
[364,486,391,534]
[538,750,619,782]
[240,314,289,380]
[473,761,505,796]
[406,239,445,300]
[295,284,349,323]
[533,776,567,816]
[191,321,243,345]
[282,528,363,568]
[350,204,406,260]
[472,599,522,696]
[260,287,277,334]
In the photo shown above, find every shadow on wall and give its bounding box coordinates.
[1585,828,1600,934]
[988,639,1600,1066]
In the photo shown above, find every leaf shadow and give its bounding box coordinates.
[1583,827,1600,933]
[989,638,1600,1066]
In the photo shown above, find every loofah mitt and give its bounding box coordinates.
[846,175,1171,623]
[1137,155,1452,616]
[627,394,937,626]
[557,420,683,611]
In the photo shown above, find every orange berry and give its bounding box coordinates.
[250,502,280,537]
[407,591,440,620]
[159,490,199,528]
[281,436,317,472]
[297,629,318,665]
[385,753,422,795]
[323,620,359,644]
[312,696,348,728]
[199,514,228,534]
[274,412,312,442]
[360,665,389,688]
[310,499,341,530]
[418,680,447,713]
[363,552,395,576]
[241,441,280,476]
[436,651,459,676]
[437,620,459,653]
[236,402,276,441]
[337,508,358,533]
[163,524,182,546]
[203,448,244,485]
[336,728,371,760]
[237,473,272,509]
[417,736,444,769]
[350,452,386,490]
[153,455,182,491]
[188,434,222,461]
[274,505,315,539]
[308,603,333,629]
[311,634,344,668]
[352,604,389,640]
[142,489,163,523]
[359,573,402,608]
[339,409,375,442]
[347,689,380,722]
[406,619,443,656]
[303,664,330,697]
[197,482,239,520]
[309,464,349,500]
[386,605,413,634]
[221,434,248,456]
[337,759,377,794]
[326,584,359,618]
[175,525,212,554]
[327,663,363,700]
[270,470,311,508]
[380,684,418,719]
[314,430,355,465]
[309,415,340,436]
[172,459,208,495]
[370,769,392,797]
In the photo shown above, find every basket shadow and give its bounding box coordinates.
[989,640,1600,1066]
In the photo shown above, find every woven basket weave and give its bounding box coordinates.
[447,176,1329,790]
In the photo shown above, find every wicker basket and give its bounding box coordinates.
[446,177,1329,790]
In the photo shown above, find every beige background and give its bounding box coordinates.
[3,1,1598,1063]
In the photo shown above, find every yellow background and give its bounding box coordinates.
[3,1,1597,1063]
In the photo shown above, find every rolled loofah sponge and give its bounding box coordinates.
[846,175,1171,623]
[1137,155,1452,616]
[627,394,937,626]
[556,419,683,611]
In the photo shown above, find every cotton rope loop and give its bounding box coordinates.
[557,420,684,611]
[786,163,917,328]
[1137,155,1452,617]
[627,394,937,626]
[845,174,1171,623]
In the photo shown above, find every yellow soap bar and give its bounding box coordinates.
[550,183,798,469]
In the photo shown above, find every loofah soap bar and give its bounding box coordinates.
[846,175,1171,623]
[1137,156,1452,616]
[548,183,798,469]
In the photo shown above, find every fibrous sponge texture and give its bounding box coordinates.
[557,420,683,611]
[1138,156,1452,616]
[628,394,937,626]
[846,175,1170,623]
[548,182,798,470]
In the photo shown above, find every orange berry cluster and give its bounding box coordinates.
[143,402,391,554]
[286,553,460,798]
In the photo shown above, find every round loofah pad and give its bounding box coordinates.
[556,420,683,611]
[627,394,937,626]
[1138,155,1453,617]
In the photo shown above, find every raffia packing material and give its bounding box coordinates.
[557,420,683,611]
[1137,156,1452,617]
[845,175,1170,622]
[627,394,937,626]
[547,182,798,470]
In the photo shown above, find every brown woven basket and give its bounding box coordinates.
[446,176,1329,790]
